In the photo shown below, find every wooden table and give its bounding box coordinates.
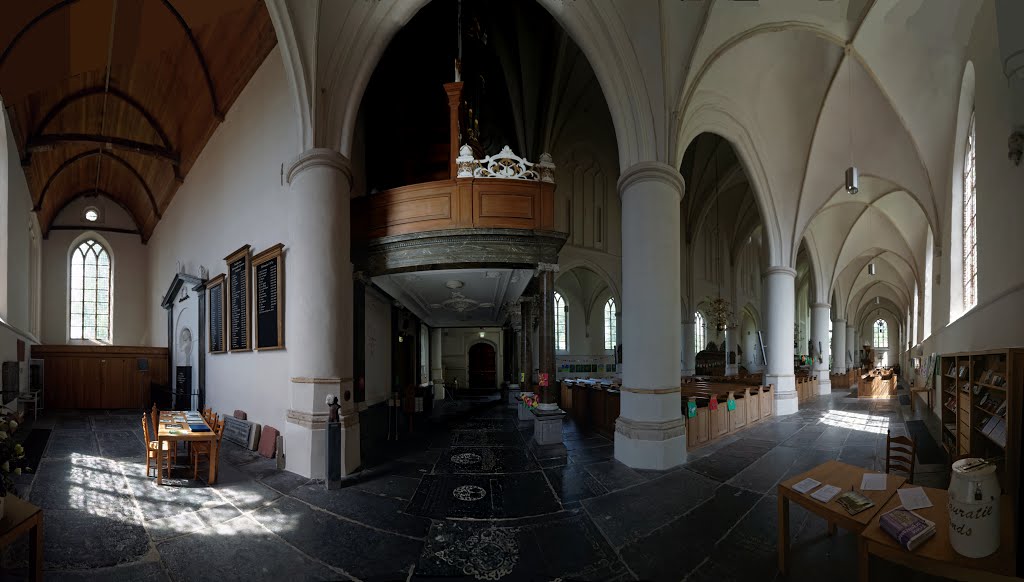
[778,460,906,575]
[859,486,1016,581]
[0,495,43,580]
[909,385,933,413]
[156,411,219,485]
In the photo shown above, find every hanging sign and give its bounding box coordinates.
[727,398,737,411]
[709,398,718,411]
[686,400,698,418]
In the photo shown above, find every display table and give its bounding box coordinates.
[858,485,1016,582]
[0,495,43,580]
[777,460,906,575]
[157,411,219,485]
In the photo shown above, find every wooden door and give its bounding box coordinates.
[468,343,496,389]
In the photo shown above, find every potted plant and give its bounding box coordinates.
[0,417,25,518]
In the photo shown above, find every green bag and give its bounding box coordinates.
[726,398,736,411]
[686,401,697,418]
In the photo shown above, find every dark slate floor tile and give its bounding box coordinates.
[727,445,804,493]
[260,470,311,494]
[582,460,646,492]
[29,458,136,516]
[581,468,719,548]
[567,444,614,464]
[685,438,777,482]
[233,457,280,481]
[694,494,784,581]
[621,484,760,581]
[96,430,145,460]
[537,457,571,468]
[43,509,150,569]
[406,472,560,519]
[837,445,877,470]
[45,432,100,458]
[42,560,170,582]
[120,463,228,521]
[291,481,431,537]
[349,474,422,500]
[450,430,524,447]
[544,464,608,503]
[157,515,340,580]
[739,422,805,443]
[253,496,422,581]
[143,504,242,542]
[211,464,282,510]
[449,418,519,432]
[433,446,539,474]
[564,436,611,451]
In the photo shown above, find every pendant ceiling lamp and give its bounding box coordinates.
[845,47,859,195]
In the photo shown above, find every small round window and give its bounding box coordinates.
[83,207,100,222]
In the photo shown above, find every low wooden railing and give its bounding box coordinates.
[32,345,168,409]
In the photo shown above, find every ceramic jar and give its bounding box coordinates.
[948,458,1001,558]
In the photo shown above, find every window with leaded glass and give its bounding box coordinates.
[873,319,888,349]
[69,239,111,341]
[554,292,567,351]
[962,112,978,310]
[603,298,616,350]
[695,312,706,353]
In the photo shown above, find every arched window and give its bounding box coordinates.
[69,239,111,341]
[962,112,978,311]
[603,298,616,350]
[554,292,567,351]
[695,312,706,353]
[873,319,888,349]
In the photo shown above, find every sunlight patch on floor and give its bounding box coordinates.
[819,410,890,434]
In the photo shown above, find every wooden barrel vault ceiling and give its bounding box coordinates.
[0,0,276,242]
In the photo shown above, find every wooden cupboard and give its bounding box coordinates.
[31,345,168,409]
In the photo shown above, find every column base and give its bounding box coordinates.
[508,387,522,407]
[766,374,798,415]
[817,377,832,395]
[531,408,565,446]
[681,368,695,377]
[613,416,687,470]
[725,364,739,376]
[285,410,361,479]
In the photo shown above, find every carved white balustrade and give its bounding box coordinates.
[456,144,555,183]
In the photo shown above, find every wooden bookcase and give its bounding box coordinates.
[939,349,1023,496]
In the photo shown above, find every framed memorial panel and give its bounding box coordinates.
[253,243,285,350]
[207,274,227,354]
[225,245,252,352]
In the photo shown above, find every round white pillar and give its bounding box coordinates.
[681,319,696,377]
[846,325,856,370]
[614,162,686,470]
[283,148,359,479]
[764,266,798,415]
[832,318,847,374]
[810,303,831,394]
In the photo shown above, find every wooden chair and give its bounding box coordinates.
[885,429,917,483]
[191,416,225,480]
[202,407,214,424]
[142,414,171,479]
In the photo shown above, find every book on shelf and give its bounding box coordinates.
[835,490,875,515]
[879,507,936,551]
[943,423,956,433]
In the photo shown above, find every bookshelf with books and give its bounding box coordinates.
[937,349,1023,498]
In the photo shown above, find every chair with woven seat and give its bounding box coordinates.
[885,429,917,483]
[191,416,225,480]
[142,413,171,479]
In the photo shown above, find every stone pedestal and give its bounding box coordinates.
[517,393,534,421]
[531,407,566,446]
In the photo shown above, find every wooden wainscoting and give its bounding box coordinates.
[31,345,168,409]
[353,177,558,240]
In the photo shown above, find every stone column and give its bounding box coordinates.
[520,298,534,390]
[536,264,558,407]
[764,267,798,415]
[681,318,695,377]
[846,325,856,370]
[431,328,444,400]
[724,324,739,376]
[810,303,831,394]
[615,310,624,376]
[614,162,686,470]
[284,148,359,479]
[832,318,847,374]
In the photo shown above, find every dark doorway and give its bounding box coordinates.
[468,343,497,389]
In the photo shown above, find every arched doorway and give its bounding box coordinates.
[467,342,497,389]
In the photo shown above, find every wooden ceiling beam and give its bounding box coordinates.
[27,86,175,150]
[34,150,161,219]
[26,133,180,165]
[159,0,224,120]
[0,0,81,69]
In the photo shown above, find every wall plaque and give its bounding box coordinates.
[207,274,227,354]
[225,245,252,352]
[253,244,285,350]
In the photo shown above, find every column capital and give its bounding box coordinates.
[536,262,560,273]
[833,317,847,324]
[286,148,353,187]
[811,302,831,309]
[763,266,797,278]
[617,161,685,200]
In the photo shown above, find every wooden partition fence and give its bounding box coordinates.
[32,345,168,409]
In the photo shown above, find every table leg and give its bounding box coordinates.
[827,521,836,536]
[157,437,163,485]
[208,437,218,485]
[30,516,42,582]
[858,538,869,582]
[777,493,790,575]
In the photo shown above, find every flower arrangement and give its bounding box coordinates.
[0,417,25,497]
[521,394,540,409]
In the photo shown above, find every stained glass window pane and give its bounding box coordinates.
[604,299,617,350]
[695,312,706,353]
[554,292,567,351]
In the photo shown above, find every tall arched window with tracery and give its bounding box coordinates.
[554,292,567,351]
[603,298,616,350]
[695,312,706,353]
[69,239,111,342]
[962,112,978,311]
[873,319,888,349]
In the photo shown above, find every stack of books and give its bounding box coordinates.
[879,507,936,551]
[836,490,875,515]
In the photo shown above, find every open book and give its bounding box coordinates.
[879,507,936,551]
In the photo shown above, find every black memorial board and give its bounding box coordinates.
[175,366,192,410]
[253,244,285,350]
[225,245,252,352]
[207,274,226,353]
